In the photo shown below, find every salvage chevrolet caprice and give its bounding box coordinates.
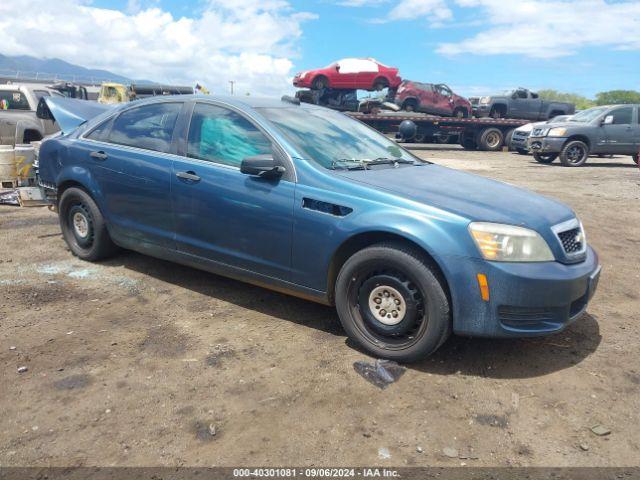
[37,95,601,361]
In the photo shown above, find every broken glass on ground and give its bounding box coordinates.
[353,359,406,389]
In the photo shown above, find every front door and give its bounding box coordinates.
[602,106,636,154]
[171,102,295,281]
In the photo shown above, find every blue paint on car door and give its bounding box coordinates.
[80,101,182,248]
[170,102,295,281]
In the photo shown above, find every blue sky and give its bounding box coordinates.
[4,0,640,97]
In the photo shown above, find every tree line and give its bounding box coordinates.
[537,89,640,110]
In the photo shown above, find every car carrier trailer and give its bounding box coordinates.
[295,88,529,151]
[346,111,528,151]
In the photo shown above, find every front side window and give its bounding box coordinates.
[0,91,30,110]
[610,107,633,125]
[258,106,422,170]
[107,102,181,153]
[187,103,271,167]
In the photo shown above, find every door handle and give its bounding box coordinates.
[176,171,201,182]
[90,151,108,160]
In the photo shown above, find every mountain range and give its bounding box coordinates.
[0,54,134,84]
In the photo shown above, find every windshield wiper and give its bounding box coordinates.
[331,159,367,170]
[367,157,417,166]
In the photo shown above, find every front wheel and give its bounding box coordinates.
[59,187,118,261]
[516,148,529,155]
[560,140,589,167]
[533,152,558,164]
[632,154,639,165]
[335,243,451,362]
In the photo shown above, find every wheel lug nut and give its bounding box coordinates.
[394,299,400,305]
[379,309,386,316]
[374,298,381,304]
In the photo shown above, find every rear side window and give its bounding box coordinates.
[187,103,271,167]
[107,102,181,153]
[0,90,30,110]
[610,107,633,125]
[86,118,114,142]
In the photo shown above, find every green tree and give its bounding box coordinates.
[595,90,640,105]
[537,89,595,110]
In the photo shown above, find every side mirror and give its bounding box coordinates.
[240,154,285,178]
[602,115,614,125]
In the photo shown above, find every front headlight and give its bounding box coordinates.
[479,96,490,105]
[547,127,568,137]
[469,222,554,262]
[518,123,534,133]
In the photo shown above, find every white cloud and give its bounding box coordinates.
[0,0,316,95]
[386,0,452,22]
[438,0,640,58]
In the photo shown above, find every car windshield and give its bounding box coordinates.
[569,107,609,123]
[258,106,424,170]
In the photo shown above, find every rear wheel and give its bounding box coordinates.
[533,152,558,164]
[59,187,118,261]
[453,107,468,118]
[560,140,589,167]
[373,77,389,91]
[335,243,451,362]
[477,127,504,151]
[460,134,477,150]
[312,76,328,90]
[402,99,418,112]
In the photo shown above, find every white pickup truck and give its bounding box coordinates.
[0,84,60,145]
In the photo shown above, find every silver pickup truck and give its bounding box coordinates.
[474,88,575,120]
[0,84,60,145]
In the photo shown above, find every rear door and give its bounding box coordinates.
[170,102,295,280]
[602,106,636,154]
[79,101,183,247]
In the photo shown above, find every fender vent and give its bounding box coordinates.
[302,198,352,217]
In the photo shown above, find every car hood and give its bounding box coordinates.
[335,164,574,230]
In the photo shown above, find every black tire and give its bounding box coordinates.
[504,128,515,150]
[516,148,529,155]
[58,187,118,261]
[560,140,589,167]
[373,77,388,91]
[533,152,558,164]
[477,127,504,151]
[490,107,504,119]
[335,243,451,362]
[632,154,639,165]
[453,107,468,118]
[312,76,328,90]
[402,99,418,112]
[460,135,477,150]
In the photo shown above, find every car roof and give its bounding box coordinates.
[126,94,317,111]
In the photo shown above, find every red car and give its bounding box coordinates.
[293,58,402,91]
[394,81,472,118]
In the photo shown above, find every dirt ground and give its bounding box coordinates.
[1,147,639,468]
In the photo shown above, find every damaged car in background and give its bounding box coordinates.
[509,114,573,155]
[36,94,601,361]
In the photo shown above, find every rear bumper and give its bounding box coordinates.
[440,246,600,337]
[528,136,566,154]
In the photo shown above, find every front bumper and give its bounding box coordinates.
[440,246,600,337]
[510,132,530,150]
[528,136,566,154]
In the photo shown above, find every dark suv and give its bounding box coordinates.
[528,105,640,166]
